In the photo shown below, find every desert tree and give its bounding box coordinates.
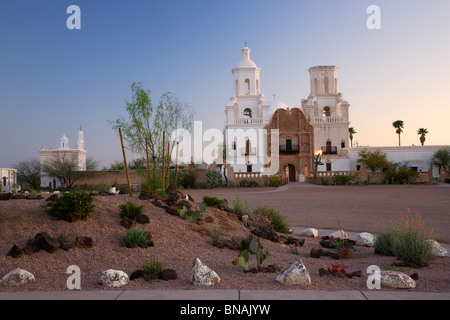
[41,153,98,190]
[417,128,429,146]
[357,149,391,173]
[431,148,450,172]
[392,120,404,146]
[109,82,193,174]
[13,159,41,190]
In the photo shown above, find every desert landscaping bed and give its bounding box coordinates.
[0,193,449,292]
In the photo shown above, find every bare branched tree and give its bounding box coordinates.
[41,153,98,190]
[13,159,41,190]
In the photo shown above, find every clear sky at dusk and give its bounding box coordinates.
[1,0,449,168]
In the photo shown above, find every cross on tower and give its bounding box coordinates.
[273,94,276,101]
[244,41,248,47]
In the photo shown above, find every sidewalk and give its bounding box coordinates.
[0,289,449,300]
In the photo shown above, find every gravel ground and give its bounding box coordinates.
[0,191,449,292]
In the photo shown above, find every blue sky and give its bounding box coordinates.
[1,0,450,168]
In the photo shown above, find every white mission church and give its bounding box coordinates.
[223,45,447,182]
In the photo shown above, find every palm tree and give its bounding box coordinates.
[392,120,404,146]
[348,127,357,147]
[417,128,429,146]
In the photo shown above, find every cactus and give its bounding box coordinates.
[233,238,266,271]
[232,251,250,271]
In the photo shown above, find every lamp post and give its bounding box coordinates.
[313,150,324,185]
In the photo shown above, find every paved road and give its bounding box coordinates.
[185,183,450,243]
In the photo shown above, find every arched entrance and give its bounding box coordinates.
[288,164,296,182]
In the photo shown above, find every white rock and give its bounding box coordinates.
[276,260,311,286]
[329,229,348,240]
[298,228,319,238]
[98,269,129,288]
[191,258,221,285]
[380,271,416,289]
[0,268,35,286]
[426,240,448,257]
[356,232,375,247]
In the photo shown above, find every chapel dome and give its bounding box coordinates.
[268,100,289,115]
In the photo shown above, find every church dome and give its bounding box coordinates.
[268,100,289,115]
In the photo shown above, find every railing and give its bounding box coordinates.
[313,116,343,123]
[234,172,263,180]
[230,118,264,125]
[321,146,338,155]
[279,144,300,155]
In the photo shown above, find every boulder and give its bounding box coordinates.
[0,268,35,286]
[190,258,221,285]
[60,241,75,251]
[37,236,60,253]
[75,236,93,249]
[310,248,320,258]
[22,244,40,255]
[338,248,355,259]
[426,239,448,257]
[167,206,179,215]
[138,192,152,200]
[298,228,319,238]
[161,269,178,281]
[7,245,24,258]
[135,214,150,224]
[98,269,129,288]
[275,260,311,286]
[129,270,145,280]
[356,232,375,247]
[379,270,416,289]
[329,230,348,240]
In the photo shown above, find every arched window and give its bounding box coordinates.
[245,79,250,95]
[314,78,318,94]
[235,80,238,94]
[324,77,329,94]
[334,78,338,93]
[323,106,331,117]
[256,79,259,94]
[341,140,346,148]
[243,108,252,118]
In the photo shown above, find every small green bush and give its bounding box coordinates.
[122,229,153,247]
[268,176,282,187]
[45,191,95,220]
[374,210,436,267]
[118,201,145,220]
[330,174,357,185]
[141,258,165,273]
[206,170,222,188]
[177,204,205,222]
[209,226,222,246]
[202,195,228,207]
[373,230,397,256]
[233,196,250,216]
[251,205,291,234]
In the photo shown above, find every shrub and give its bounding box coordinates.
[268,176,282,187]
[45,191,95,220]
[178,163,197,189]
[206,170,222,188]
[209,226,222,246]
[374,209,436,267]
[445,178,450,184]
[141,258,165,273]
[202,195,228,207]
[233,196,250,216]
[118,201,145,220]
[330,174,357,185]
[251,205,291,233]
[391,211,436,267]
[122,229,153,248]
[374,229,397,256]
